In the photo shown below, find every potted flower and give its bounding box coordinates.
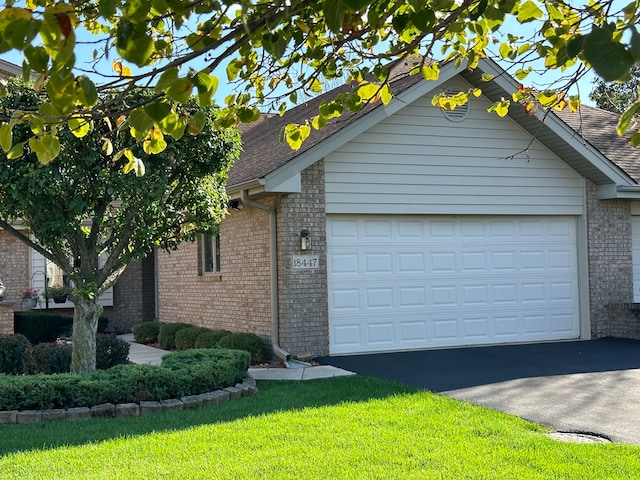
[20,288,40,308]
[44,285,71,304]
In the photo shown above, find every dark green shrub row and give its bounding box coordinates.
[14,312,108,344]
[134,322,264,363]
[0,348,250,411]
[158,323,191,350]
[0,334,129,375]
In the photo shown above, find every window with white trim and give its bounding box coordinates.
[200,233,220,275]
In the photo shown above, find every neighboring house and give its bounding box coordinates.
[155,56,640,360]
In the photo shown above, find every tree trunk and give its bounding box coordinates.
[71,297,104,375]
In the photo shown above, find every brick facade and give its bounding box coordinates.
[585,181,639,338]
[156,197,274,351]
[277,160,329,357]
[0,231,31,305]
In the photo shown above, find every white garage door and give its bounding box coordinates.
[327,215,580,354]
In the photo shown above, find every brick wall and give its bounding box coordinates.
[0,231,31,304]
[277,160,329,357]
[156,198,274,351]
[109,257,155,332]
[585,181,637,338]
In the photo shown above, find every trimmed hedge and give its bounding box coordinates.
[133,321,163,345]
[14,312,108,344]
[0,348,250,411]
[218,332,264,364]
[158,323,192,350]
[194,329,232,348]
[175,326,211,351]
[23,342,72,374]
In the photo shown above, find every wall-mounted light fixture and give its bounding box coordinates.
[228,199,243,211]
[300,229,311,251]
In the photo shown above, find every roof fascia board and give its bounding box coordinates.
[599,184,640,199]
[478,58,636,187]
[262,63,460,193]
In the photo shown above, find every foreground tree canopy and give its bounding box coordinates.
[0,82,241,373]
[1,0,640,163]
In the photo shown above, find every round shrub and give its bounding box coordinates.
[133,321,163,344]
[96,334,130,370]
[0,333,31,374]
[175,326,212,351]
[194,329,232,348]
[158,323,192,350]
[217,332,264,364]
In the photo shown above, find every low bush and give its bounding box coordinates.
[0,348,249,411]
[161,348,251,393]
[175,326,211,351]
[218,332,264,364]
[23,342,72,374]
[158,323,192,350]
[7,334,128,375]
[194,329,232,348]
[133,321,163,344]
[14,312,108,343]
[0,334,31,374]
[95,334,130,370]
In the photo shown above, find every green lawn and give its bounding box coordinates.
[0,376,638,479]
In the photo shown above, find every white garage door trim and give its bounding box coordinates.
[327,215,581,355]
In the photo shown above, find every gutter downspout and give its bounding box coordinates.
[240,190,291,362]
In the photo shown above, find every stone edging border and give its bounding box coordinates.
[0,377,258,425]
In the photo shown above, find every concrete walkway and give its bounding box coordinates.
[120,334,355,381]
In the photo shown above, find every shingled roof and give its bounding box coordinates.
[555,106,640,184]
[227,58,423,189]
[229,58,640,190]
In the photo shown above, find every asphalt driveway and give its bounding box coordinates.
[317,338,640,444]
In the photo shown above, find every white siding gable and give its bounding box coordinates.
[324,78,585,215]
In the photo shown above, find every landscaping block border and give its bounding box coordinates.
[0,377,258,424]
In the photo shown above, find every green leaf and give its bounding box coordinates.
[159,112,186,140]
[236,106,261,123]
[282,123,311,150]
[584,26,634,82]
[517,1,543,23]
[340,0,369,11]
[130,107,155,134]
[631,28,640,61]
[487,99,510,117]
[144,101,172,123]
[155,67,180,92]
[75,75,99,107]
[565,35,584,59]
[226,59,243,82]
[24,45,49,73]
[0,122,12,152]
[6,141,25,159]
[617,100,640,136]
[411,9,435,32]
[187,110,206,135]
[28,135,60,164]
[421,64,440,81]
[323,0,345,33]
[166,78,193,103]
[68,116,91,138]
[143,129,167,154]
[116,21,154,67]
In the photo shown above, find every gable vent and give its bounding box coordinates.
[440,89,470,123]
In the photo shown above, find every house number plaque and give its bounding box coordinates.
[292,255,319,270]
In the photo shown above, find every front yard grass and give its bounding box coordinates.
[0,375,638,479]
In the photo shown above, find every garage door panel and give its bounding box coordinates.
[328,215,581,354]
